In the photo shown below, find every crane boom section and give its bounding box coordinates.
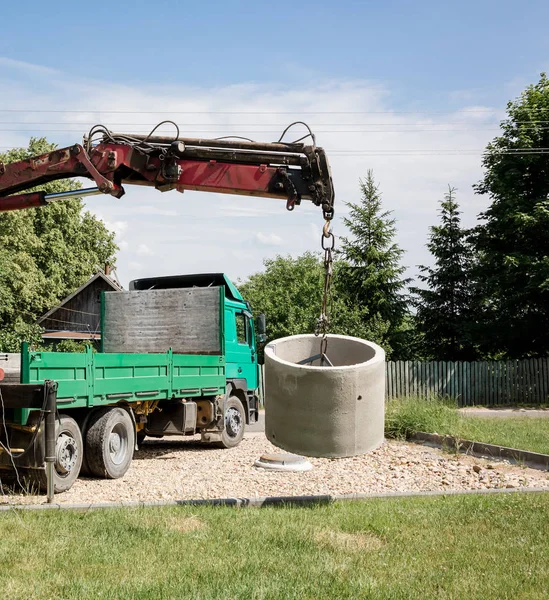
[0,132,335,215]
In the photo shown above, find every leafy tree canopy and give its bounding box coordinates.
[0,138,118,351]
[238,252,388,348]
[473,73,549,357]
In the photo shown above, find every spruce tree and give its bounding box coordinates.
[413,186,476,360]
[337,170,411,358]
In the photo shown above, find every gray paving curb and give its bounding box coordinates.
[411,432,549,470]
[0,486,547,512]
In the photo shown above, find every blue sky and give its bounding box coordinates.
[1,0,548,286]
[2,0,547,96]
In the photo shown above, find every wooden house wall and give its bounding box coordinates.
[40,278,115,335]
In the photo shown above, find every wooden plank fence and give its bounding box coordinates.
[385,359,549,406]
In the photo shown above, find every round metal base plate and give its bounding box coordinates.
[254,453,313,472]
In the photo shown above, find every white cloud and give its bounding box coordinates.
[255,232,283,246]
[0,60,515,287]
[309,223,321,244]
[136,243,153,256]
[91,212,128,239]
[130,205,178,217]
[0,56,59,75]
[218,203,285,218]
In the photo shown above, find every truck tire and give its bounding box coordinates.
[30,414,83,493]
[215,396,246,449]
[86,407,135,479]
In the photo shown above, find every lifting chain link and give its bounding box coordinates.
[315,208,335,364]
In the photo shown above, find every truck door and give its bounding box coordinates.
[226,308,258,390]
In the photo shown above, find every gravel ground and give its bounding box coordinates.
[2,432,549,506]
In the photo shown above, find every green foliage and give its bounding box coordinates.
[238,252,322,341]
[0,322,44,353]
[0,139,118,351]
[473,74,549,358]
[52,339,97,353]
[238,252,381,344]
[386,395,549,454]
[238,173,416,358]
[337,170,411,358]
[413,187,477,360]
[385,395,461,439]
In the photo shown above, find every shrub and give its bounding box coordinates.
[385,395,460,439]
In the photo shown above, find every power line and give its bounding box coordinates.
[2,146,548,156]
[1,117,547,125]
[0,108,506,115]
[329,150,549,156]
[0,128,547,135]
[0,121,519,126]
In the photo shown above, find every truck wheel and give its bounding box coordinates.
[215,396,246,448]
[30,415,83,493]
[86,407,135,479]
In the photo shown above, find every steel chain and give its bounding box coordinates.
[279,162,336,362]
[316,213,335,363]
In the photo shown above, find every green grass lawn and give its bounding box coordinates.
[386,396,549,454]
[0,493,548,599]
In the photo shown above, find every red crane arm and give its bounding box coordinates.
[0,129,335,217]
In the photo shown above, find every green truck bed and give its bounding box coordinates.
[14,343,226,426]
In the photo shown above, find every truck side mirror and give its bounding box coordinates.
[257,314,267,343]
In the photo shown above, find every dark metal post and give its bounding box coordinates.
[44,380,57,503]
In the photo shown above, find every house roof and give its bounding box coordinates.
[38,271,122,324]
[42,331,101,340]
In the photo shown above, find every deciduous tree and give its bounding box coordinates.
[238,252,386,345]
[0,138,118,351]
[473,74,549,357]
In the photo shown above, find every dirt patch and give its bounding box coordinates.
[315,529,385,552]
[137,512,205,534]
[168,514,204,534]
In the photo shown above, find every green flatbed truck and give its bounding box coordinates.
[0,122,336,497]
[0,273,265,492]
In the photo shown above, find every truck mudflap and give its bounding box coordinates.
[226,379,260,424]
[0,382,56,471]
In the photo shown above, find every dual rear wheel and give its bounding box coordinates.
[34,397,246,492]
[85,407,135,479]
[30,414,83,493]
[33,407,135,493]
